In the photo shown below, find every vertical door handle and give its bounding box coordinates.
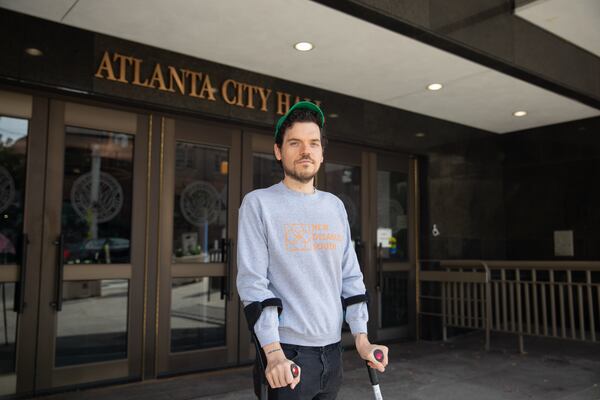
[52,234,65,311]
[220,239,233,301]
[13,233,29,313]
[228,239,233,301]
[355,239,364,272]
[376,243,383,292]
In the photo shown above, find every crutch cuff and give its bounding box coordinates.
[342,292,369,309]
[243,298,283,336]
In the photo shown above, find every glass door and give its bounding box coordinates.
[156,118,241,374]
[0,90,47,397]
[322,145,367,268]
[237,130,281,364]
[0,112,25,396]
[320,144,369,344]
[248,132,283,191]
[35,101,148,390]
[372,153,414,341]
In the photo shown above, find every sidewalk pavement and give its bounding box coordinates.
[40,332,600,400]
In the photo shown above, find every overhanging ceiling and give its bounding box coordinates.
[0,0,598,134]
[516,0,600,58]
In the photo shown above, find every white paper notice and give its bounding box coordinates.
[377,228,392,248]
[554,230,574,256]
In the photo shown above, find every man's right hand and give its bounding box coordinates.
[263,343,301,389]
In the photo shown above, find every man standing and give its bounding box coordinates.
[237,101,388,399]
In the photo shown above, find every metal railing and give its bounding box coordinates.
[418,260,600,353]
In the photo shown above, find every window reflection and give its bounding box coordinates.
[326,162,362,332]
[0,116,28,266]
[253,153,282,190]
[325,163,361,241]
[173,143,228,263]
[381,272,408,328]
[62,127,134,265]
[55,279,129,367]
[0,282,16,394]
[170,277,226,352]
[377,170,408,260]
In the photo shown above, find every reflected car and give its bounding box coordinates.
[65,237,130,264]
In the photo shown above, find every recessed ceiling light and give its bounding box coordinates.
[24,47,43,56]
[294,42,314,52]
[415,132,426,138]
[513,110,527,117]
[427,83,443,91]
[328,113,339,118]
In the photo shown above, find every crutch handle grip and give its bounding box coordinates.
[366,362,379,385]
[366,349,384,385]
[366,350,384,399]
[291,363,300,378]
[373,349,384,363]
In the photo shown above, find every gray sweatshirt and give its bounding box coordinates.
[236,182,368,347]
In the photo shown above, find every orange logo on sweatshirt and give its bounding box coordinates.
[284,224,343,252]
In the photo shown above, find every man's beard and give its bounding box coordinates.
[282,157,319,184]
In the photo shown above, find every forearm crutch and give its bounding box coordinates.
[243,298,299,400]
[366,349,385,400]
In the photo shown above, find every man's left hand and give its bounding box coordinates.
[354,333,389,372]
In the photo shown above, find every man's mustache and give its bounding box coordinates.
[296,156,314,163]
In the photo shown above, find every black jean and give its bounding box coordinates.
[254,341,344,400]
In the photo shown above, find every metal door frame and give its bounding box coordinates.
[320,143,371,346]
[238,129,273,364]
[155,116,242,375]
[35,99,148,390]
[369,152,416,341]
[0,89,48,396]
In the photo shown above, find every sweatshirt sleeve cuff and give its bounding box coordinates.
[345,302,368,336]
[255,329,280,348]
[349,320,368,336]
[253,307,280,347]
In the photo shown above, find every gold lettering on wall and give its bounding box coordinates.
[236,82,245,107]
[94,51,116,81]
[199,76,216,101]
[113,53,132,83]
[276,92,291,115]
[184,69,202,98]
[245,85,256,109]
[94,51,319,114]
[149,64,167,91]
[257,87,272,112]
[168,67,186,94]
[131,57,150,87]
[221,79,237,105]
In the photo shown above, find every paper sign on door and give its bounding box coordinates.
[376,228,392,248]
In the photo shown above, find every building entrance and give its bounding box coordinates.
[33,101,149,391]
[154,117,242,375]
[0,92,149,395]
[0,89,416,395]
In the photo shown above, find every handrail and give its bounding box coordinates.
[417,259,600,353]
[426,259,600,271]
